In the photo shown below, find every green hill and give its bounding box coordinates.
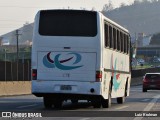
[103,1,160,37]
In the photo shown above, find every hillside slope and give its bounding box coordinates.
[103,1,160,36]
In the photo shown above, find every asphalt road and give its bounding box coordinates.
[0,85,160,120]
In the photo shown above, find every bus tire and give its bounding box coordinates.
[92,102,101,108]
[71,99,78,104]
[102,93,111,108]
[117,84,126,104]
[102,82,112,108]
[92,98,101,108]
[117,96,125,104]
[53,101,63,109]
[43,97,52,109]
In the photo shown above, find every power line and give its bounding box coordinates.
[15,29,22,62]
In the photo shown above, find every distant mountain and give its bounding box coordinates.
[103,1,160,37]
[1,23,33,45]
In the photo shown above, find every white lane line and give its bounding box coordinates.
[141,99,150,102]
[80,118,90,120]
[130,88,142,91]
[130,90,142,92]
[17,104,38,109]
[115,106,128,110]
[144,95,160,111]
[133,95,160,120]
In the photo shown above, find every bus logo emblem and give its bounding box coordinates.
[111,54,123,91]
[43,52,83,70]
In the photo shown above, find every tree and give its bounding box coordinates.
[142,0,151,3]
[102,1,114,12]
[150,0,158,2]
[133,0,141,5]
[120,2,126,8]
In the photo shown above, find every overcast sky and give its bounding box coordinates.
[0,0,134,35]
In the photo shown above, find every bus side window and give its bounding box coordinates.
[109,25,113,48]
[113,27,117,50]
[124,34,127,53]
[117,30,120,51]
[127,35,129,54]
[120,32,124,52]
[104,23,109,47]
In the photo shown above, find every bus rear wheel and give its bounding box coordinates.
[71,99,78,104]
[102,83,112,108]
[43,97,53,109]
[117,96,125,104]
[92,101,101,108]
[92,98,101,108]
[117,84,126,104]
[53,100,63,108]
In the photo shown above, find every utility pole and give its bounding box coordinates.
[15,30,21,62]
[15,29,21,81]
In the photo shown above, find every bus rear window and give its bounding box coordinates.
[39,10,97,37]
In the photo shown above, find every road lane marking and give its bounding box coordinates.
[133,95,160,120]
[130,89,142,92]
[80,118,90,120]
[143,95,160,111]
[115,106,128,110]
[17,104,38,109]
[141,99,150,102]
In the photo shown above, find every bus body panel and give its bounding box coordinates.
[37,51,96,82]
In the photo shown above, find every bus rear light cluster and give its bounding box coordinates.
[96,71,102,82]
[32,69,37,80]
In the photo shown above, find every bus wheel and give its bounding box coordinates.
[117,88,126,104]
[102,83,112,108]
[117,96,125,104]
[71,99,78,104]
[43,97,53,109]
[53,100,63,109]
[92,98,101,108]
[92,102,101,108]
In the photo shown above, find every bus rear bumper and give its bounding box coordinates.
[32,80,101,97]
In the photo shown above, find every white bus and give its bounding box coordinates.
[32,10,131,108]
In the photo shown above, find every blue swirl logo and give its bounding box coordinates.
[43,52,83,70]
[111,54,122,91]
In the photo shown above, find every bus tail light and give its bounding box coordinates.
[96,71,102,82]
[32,69,37,80]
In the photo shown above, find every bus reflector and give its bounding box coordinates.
[96,71,102,82]
[32,69,37,80]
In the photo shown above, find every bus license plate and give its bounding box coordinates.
[60,85,72,90]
